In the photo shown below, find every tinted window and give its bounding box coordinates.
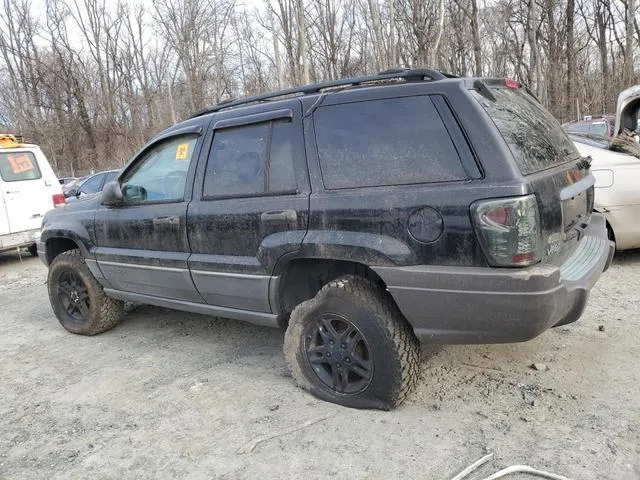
[588,123,608,136]
[203,120,297,197]
[0,152,42,182]
[78,173,104,194]
[121,135,197,204]
[472,87,579,175]
[313,96,467,189]
[103,171,119,184]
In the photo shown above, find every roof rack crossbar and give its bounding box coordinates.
[189,68,448,118]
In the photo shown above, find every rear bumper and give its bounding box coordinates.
[373,213,614,344]
[0,229,40,253]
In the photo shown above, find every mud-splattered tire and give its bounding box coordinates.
[284,275,420,410]
[47,249,124,335]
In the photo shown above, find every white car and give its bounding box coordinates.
[569,86,640,250]
[0,135,65,255]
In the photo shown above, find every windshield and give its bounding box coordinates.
[472,87,580,175]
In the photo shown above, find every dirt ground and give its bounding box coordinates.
[0,250,638,480]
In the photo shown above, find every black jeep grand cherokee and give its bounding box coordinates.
[39,69,614,409]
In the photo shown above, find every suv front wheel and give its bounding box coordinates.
[48,249,124,335]
[284,275,420,410]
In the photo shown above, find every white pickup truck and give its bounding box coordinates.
[0,135,65,255]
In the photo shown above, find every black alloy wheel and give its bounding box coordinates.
[304,313,373,395]
[56,268,91,322]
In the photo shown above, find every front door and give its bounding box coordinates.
[187,103,309,312]
[94,124,207,302]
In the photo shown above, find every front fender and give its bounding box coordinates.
[40,204,97,265]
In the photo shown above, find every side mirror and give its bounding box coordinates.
[101,181,123,206]
[66,189,77,198]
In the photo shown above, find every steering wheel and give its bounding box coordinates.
[164,171,187,199]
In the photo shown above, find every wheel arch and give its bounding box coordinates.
[273,257,389,322]
[43,235,83,266]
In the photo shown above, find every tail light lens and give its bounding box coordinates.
[471,194,540,267]
[52,193,66,207]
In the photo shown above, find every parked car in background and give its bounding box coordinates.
[567,85,640,250]
[0,134,65,255]
[65,169,119,203]
[58,177,77,186]
[62,177,85,197]
[564,115,615,138]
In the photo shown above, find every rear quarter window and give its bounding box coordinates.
[313,96,468,189]
[472,87,579,175]
[0,152,42,182]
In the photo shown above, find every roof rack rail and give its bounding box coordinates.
[189,68,449,118]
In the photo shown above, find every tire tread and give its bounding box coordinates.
[48,249,124,335]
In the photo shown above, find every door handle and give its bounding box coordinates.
[153,215,180,226]
[6,190,18,194]
[260,209,297,223]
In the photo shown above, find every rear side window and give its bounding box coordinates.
[203,120,298,198]
[472,87,579,175]
[313,96,468,189]
[0,152,42,182]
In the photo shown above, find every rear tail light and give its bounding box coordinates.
[52,193,66,207]
[471,194,540,267]
[505,78,520,89]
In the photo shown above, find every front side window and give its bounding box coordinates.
[0,152,42,182]
[203,120,298,198]
[313,96,468,189]
[120,135,198,204]
[78,173,104,194]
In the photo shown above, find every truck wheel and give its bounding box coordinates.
[283,275,420,410]
[47,249,124,335]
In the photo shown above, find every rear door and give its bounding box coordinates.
[94,123,207,302]
[0,148,54,233]
[187,103,309,312]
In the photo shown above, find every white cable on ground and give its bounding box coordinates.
[479,465,574,480]
[450,453,494,480]
[451,453,575,480]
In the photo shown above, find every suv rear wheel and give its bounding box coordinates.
[48,249,124,335]
[283,275,420,410]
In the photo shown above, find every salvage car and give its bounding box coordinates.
[567,85,640,250]
[38,69,614,409]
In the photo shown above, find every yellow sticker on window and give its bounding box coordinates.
[176,143,189,160]
[7,154,34,174]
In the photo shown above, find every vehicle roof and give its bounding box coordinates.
[189,68,456,119]
[0,143,40,150]
[84,169,120,178]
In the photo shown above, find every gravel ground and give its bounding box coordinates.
[0,250,638,479]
